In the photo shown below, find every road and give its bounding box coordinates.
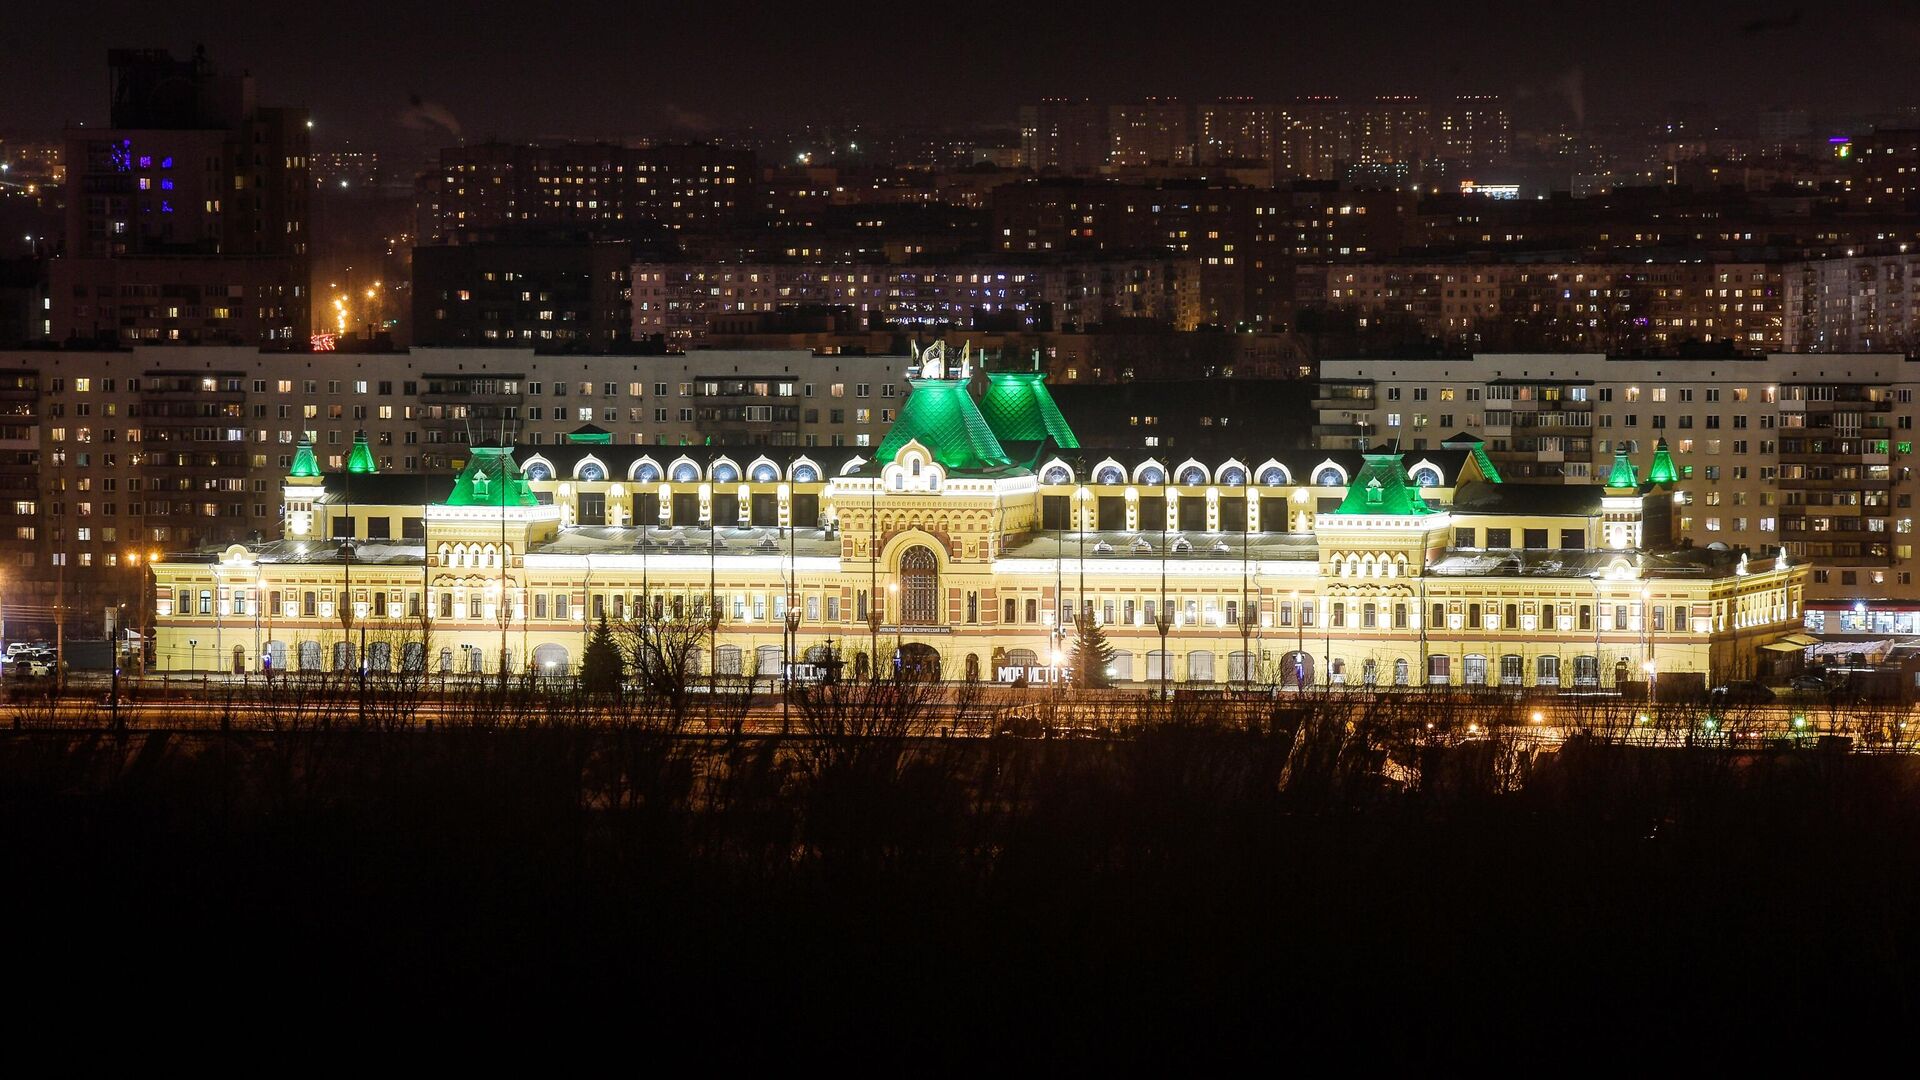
[5,678,1917,749]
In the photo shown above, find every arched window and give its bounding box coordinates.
[1393,657,1410,685]
[1500,653,1524,686]
[756,645,784,677]
[715,645,743,675]
[367,641,393,673]
[635,462,661,482]
[1259,466,1287,485]
[1280,651,1314,688]
[1316,467,1343,486]
[1178,466,1207,485]
[533,643,570,675]
[1228,650,1255,682]
[1362,658,1378,686]
[438,647,453,674]
[1109,650,1133,681]
[964,653,981,682]
[1043,465,1071,484]
[672,463,699,482]
[1412,466,1441,487]
[578,462,605,482]
[1139,466,1165,485]
[792,463,819,482]
[752,464,778,482]
[524,462,552,481]
[712,463,739,482]
[1187,650,1216,682]
[1096,466,1124,484]
[298,640,323,671]
[1463,654,1489,686]
[1536,654,1561,686]
[900,546,941,625]
[1220,466,1246,485]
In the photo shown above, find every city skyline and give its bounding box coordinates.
[6,2,1920,153]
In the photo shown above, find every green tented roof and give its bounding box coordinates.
[289,439,321,479]
[1605,450,1639,489]
[1470,444,1503,484]
[1332,452,1434,515]
[874,378,1012,472]
[566,425,613,445]
[346,432,378,474]
[979,371,1080,450]
[444,446,539,507]
[1648,437,1678,485]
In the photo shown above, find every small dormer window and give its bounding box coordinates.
[911,459,921,476]
[1366,480,1384,506]
[472,472,489,497]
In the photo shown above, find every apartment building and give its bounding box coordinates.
[1313,259,1784,352]
[631,258,1203,343]
[1782,251,1920,352]
[1315,353,1920,603]
[0,346,919,634]
[53,48,310,346]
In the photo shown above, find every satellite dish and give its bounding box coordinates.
[1707,541,1729,551]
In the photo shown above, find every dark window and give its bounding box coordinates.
[1260,496,1291,531]
[1004,597,1017,623]
[402,516,424,539]
[1485,528,1512,549]
[1523,529,1548,549]
[670,492,700,524]
[750,493,779,526]
[1454,527,1475,548]
[1097,496,1127,530]
[791,493,820,527]
[1041,495,1072,531]
[633,492,660,525]
[1025,598,1039,623]
[1177,496,1207,532]
[365,516,391,540]
[1138,499,1167,532]
[331,515,355,538]
[578,493,607,526]
[1219,500,1247,532]
[711,493,739,524]
[1560,529,1583,550]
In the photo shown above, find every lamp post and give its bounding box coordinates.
[188,638,199,683]
[783,607,801,734]
[886,581,899,679]
[1292,589,1304,690]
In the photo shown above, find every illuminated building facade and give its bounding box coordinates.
[152,365,1803,692]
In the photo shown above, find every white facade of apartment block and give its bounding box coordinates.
[1317,352,1920,603]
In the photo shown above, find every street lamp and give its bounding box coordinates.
[188,638,199,681]
[782,606,801,734]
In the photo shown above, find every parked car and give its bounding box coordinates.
[1710,680,1775,705]
[1789,674,1830,693]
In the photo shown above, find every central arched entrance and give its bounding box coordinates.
[899,545,941,625]
[895,642,941,681]
[1280,650,1314,688]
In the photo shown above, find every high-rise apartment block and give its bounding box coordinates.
[53,48,310,346]
[421,141,754,244]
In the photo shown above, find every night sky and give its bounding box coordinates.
[6,1,1917,149]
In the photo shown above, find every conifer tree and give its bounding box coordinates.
[1068,609,1117,689]
[582,614,624,698]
